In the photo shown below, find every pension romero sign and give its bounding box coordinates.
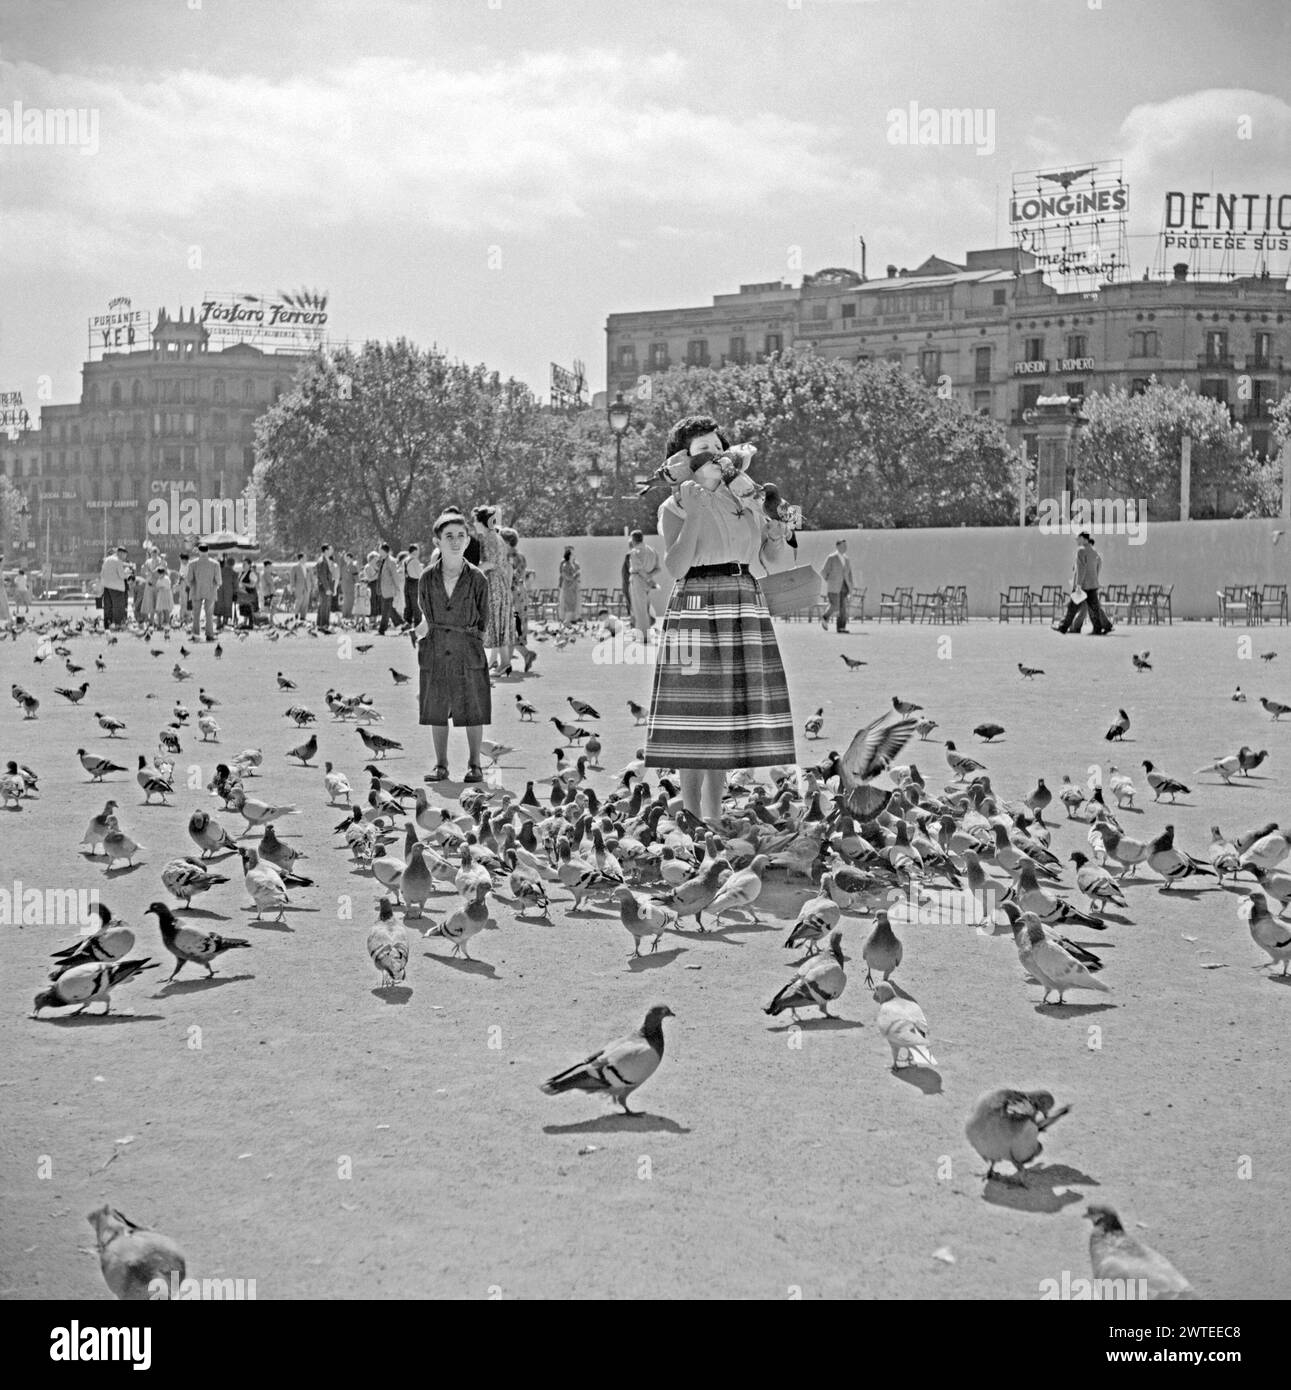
[198,292,330,350]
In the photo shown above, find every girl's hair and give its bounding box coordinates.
[472,504,498,526]
[665,414,728,460]
[500,527,518,546]
[433,510,469,538]
[563,546,573,561]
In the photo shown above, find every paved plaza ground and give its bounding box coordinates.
[2,609,1288,1299]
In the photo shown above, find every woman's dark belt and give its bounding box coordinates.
[427,621,479,633]
[685,562,751,579]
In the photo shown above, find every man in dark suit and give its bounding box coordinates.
[316,544,338,633]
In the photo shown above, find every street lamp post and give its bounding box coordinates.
[607,392,634,537]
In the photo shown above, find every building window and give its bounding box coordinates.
[1204,330,1228,365]
[1025,336,1045,362]
[993,288,1007,306]
[1251,332,1272,369]
[974,346,991,384]
[1130,377,1150,395]
[885,350,902,367]
[212,412,227,435]
[1066,333,1087,359]
[182,379,196,402]
[243,379,255,402]
[765,333,783,355]
[728,336,746,364]
[648,343,668,369]
[1020,383,1043,411]
[1130,330,1158,357]
[184,412,196,436]
[1200,378,1228,403]
[243,447,255,470]
[213,446,226,471]
[920,349,940,384]
[616,346,636,369]
[1065,380,1086,400]
[182,446,197,468]
[213,379,226,403]
[1250,431,1270,459]
[810,302,828,321]
[841,302,856,319]
[686,340,709,367]
[973,389,991,415]
[70,423,80,443]
[1249,380,1274,418]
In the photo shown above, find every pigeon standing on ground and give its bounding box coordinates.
[1142,761,1189,802]
[1105,709,1130,741]
[366,898,411,988]
[32,958,157,1017]
[149,901,251,978]
[87,1206,187,1301]
[1012,911,1111,1004]
[765,931,848,1020]
[872,981,936,1068]
[1241,892,1291,974]
[1084,1206,1198,1299]
[861,911,902,986]
[964,1089,1071,1184]
[540,1004,674,1115]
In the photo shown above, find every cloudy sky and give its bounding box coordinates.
[1,0,1288,412]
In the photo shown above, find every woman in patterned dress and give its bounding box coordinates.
[471,505,513,677]
[557,548,581,625]
[644,415,797,824]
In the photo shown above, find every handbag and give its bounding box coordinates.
[759,564,824,617]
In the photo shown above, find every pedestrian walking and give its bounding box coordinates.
[153,565,175,632]
[339,550,357,620]
[216,553,236,629]
[376,543,399,634]
[819,538,855,633]
[627,529,661,638]
[187,544,220,640]
[415,510,492,784]
[13,566,32,618]
[471,505,514,676]
[1054,531,1114,635]
[315,544,338,632]
[557,547,581,625]
[99,546,130,630]
[404,543,423,629]
[501,527,535,674]
[644,415,797,823]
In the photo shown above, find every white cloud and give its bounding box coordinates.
[0,51,850,270]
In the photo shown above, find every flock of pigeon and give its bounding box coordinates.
[5,607,1289,1300]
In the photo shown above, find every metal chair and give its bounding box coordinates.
[877,587,914,623]
[1254,583,1288,625]
[1102,583,1129,625]
[998,585,1034,622]
[1034,584,1065,624]
[1148,583,1173,625]
[1216,585,1254,626]
[1126,585,1156,625]
[913,588,950,623]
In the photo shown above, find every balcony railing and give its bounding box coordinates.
[1241,355,1283,372]
[1196,354,1236,370]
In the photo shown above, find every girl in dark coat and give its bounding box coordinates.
[415,510,492,783]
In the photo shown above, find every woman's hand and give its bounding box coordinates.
[415,618,429,640]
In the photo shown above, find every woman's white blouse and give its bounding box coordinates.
[658,482,790,577]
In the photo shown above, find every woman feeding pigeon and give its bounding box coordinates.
[415,510,492,784]
[644,415,797,823]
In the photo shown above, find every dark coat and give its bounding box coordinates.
[416,559,491,727]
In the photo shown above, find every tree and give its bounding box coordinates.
[595,350,1019,530]
[0,473,24,554]
[1076,380,1278,520]
[251,342,596,551]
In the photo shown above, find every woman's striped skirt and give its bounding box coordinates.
[644,568,796,769]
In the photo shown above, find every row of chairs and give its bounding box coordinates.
[528,586,629,622]
[1217,584,1289,626]
[1000,582,1175,625]
[875,586,968,623]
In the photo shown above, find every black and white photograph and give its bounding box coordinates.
[2,0,1290,1338]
